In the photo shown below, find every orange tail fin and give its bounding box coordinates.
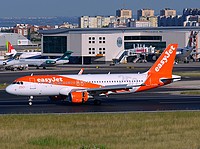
[148,43,178,78]
[137,44,178,92]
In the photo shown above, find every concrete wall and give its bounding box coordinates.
[68,34,82,56]
[81,33,124,61]
[162,31,187,47]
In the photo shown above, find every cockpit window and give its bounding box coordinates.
[12,81,23,85]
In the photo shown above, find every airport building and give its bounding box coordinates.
[0,33,37,55]
[39,27,200,64]
[0,33,33,46]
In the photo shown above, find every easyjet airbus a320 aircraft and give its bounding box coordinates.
[6,44,181,105]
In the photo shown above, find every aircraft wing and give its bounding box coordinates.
[12,53,23,59]
[87,84,142,92]
[59,84,144,96]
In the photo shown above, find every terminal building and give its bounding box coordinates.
[39,27,200,64]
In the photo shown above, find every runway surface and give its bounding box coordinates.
[0,87,200,114]
[0,62,199,78]
[0,63,199,114]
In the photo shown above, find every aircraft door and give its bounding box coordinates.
[29,78,36,89]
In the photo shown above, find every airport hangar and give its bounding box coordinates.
[39,26,200,64]
[0,33,38,54]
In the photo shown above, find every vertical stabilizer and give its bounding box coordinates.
[148,43,178,78]
[137,44,178,92]
[58,51,73,60]
[6,41,17,56]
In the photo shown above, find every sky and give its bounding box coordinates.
[1,0,200,17]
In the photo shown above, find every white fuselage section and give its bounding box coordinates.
[5,58,69,67]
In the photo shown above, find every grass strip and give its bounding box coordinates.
[0,83,8,90]
[181,90,200,95]
[174,71,200,77]
[0,112,200,149]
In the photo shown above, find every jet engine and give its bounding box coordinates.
[45,60,56,64]
[68,91,89,103]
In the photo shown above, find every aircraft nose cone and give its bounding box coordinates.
[6,85,14,94]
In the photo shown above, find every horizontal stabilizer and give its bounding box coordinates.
[160,75,181,84]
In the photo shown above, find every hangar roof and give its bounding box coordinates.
[38,26,200,35]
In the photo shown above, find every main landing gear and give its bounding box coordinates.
[29,96,33,106]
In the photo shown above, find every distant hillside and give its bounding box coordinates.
[0,16,79,27]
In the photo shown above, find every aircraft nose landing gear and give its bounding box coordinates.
[28,96,33,106]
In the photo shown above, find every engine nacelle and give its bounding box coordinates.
[46,60,56,64]
[68,91,89,103]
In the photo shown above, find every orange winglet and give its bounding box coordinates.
[78,68,84,75]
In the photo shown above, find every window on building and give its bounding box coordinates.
[88,48,95,54]
[99,36,106,44]
[89,36,95,44]
[89,48,92,54]
[43,36,67,53]
[124,36,162,41]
